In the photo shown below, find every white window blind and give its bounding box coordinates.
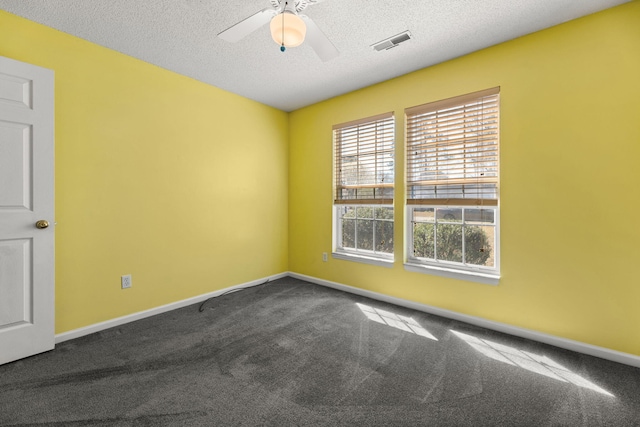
[406,88,499,206]
[334,112,395,205]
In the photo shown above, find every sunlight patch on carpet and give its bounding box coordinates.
[451,330,614,397]
[356,303,438,340]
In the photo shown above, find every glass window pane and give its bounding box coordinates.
[413,222,435,259]
[374,207,394,220]
[434,185,465,199]
[465,225,494,267]
[341,206,356,219]
[413,207,434,223]
[360,188,378,199]
[375,220,394,254]
[356,206,374,219]
[339,188,358,200]
[464,208,495,224]
[436,208,462,223]
[375,186,394,199]
[436,224,463,262]
[341,219,356,249]
[357,219,374,250]
[408,184,437,199]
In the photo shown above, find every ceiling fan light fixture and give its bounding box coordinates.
[270,11,306,47]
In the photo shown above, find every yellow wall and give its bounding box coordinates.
[0,11,289,333]
[289,1,640,356]
[1,2,639,356]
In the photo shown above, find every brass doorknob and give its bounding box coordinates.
[35,220,49,229]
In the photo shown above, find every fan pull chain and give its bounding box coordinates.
[280,2,287,52]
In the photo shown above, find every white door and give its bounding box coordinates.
[0,56,54,365]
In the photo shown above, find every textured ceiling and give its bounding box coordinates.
[0,0,631,111]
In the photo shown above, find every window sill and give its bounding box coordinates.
[404,262,500,285]
[332,252,394,268]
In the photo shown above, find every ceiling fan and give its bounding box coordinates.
[217,0,339,61]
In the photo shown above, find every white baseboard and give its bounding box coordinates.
[55,270,640,369]
[289,272,640,369]
[54,272,288,344]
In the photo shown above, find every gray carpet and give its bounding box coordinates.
[1,277,639,426]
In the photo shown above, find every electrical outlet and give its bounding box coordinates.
[322,252,328,262]
[121,274,132,289]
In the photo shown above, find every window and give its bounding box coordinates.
[333,113,395,265]
[405,88,500,283]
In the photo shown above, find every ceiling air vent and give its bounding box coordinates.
[371,31,413,52]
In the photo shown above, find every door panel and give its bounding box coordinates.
[0,56,54,365]
[0,239,32,327]
[0,121,32,210]
[0,71,32,109]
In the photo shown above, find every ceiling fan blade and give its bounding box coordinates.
[218,8,277,43]
[300,15,339,61]
[295,0,328,13]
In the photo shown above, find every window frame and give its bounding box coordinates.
[405,205,500,285]
[333,204,394,267]
[404,88,500,284]
[332,113,395,266]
